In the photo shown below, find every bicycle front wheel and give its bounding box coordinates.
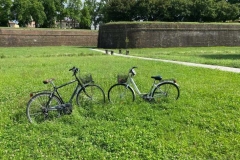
[26,92,62,123]
[152,82,180,103]
[76,84,105,108]
[108,84,135,104]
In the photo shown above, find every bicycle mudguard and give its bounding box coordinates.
[29,90,52,97]
[162,79,178,84]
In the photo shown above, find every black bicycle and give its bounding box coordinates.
[26,67,105,123]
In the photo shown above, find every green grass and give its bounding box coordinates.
[1,46,240,159]
[110,47,240,68]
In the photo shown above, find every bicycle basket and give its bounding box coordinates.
[117,75,128,83]
[80,74,93,84]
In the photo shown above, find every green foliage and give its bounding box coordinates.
[40,0,65,28]
[30,0,46,26]
[11,0,31,27]
[85,0,102,30]
[2,0,240,28]
[166,0,191,21]
[0,0,12,26]
[1,46,240,159]
[101,0,240,22]
[80,5,91,29]
[216,0,240,22]
[10,0,47,27]
[103,0,135,22]
[66,0,82,27]
[227,0,240,4]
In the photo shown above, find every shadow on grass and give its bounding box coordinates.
[11,110,27,124]
[199,54,240,60]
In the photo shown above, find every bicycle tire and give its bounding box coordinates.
[76,84,105,108]
[108,84,135,104]
[152,82,180,102]
[26,92,62,123]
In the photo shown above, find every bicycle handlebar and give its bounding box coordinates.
[69,66,79,76]
[129,66,137,76]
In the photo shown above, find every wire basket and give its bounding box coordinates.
[117,75,128,83]
[80,74,93,84]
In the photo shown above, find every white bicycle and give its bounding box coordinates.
[107,67,180,104]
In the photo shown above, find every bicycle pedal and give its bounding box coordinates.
[62,103,72,115]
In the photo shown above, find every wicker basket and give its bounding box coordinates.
[80,74,93,84]
[117,75,128,83]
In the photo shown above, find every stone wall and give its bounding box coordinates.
[98,22,240,48]
[0,29,98,47]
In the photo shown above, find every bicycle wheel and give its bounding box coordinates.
[108,84,135,104]
[26,92,62,123]
[76,84,105,108]
[152,82,180,102]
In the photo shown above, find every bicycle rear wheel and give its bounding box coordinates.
[108,84,135,104]
[26,92,62,123]
[152,82,180,103]
[76,84,105,108]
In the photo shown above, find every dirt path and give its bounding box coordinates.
[92,49,240,73]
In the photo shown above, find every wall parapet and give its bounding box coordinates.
[98,22,240,48]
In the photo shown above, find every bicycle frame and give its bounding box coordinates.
[51,79,81,104]
[126,66,178,100]
[42,79,80,111]
[127,76,159,98]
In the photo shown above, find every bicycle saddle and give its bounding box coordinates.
[151,76,162,81]
[43,78,55,84]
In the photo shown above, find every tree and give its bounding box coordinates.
[66,0,82,28]
[30,0,46,27]
[11,0,33,27]
[216,0,239,22]
[85,0,102,30]
[227,0,240,4]
[55,0,67,28]
[11,0,46,27]
[79,5,91,29]
[151,0,171,21]
[188,0,217,22]
[129,0,166,21]
[131,0,148,21]
[101,0,135,22]
[0,0,12,26]
[167,0,192,21]
[40,0,67,28]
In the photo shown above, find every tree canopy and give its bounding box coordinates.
[0,0,12,26]
[0,0,240,28]
[102,0,240,22]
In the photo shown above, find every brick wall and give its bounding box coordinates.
[98,23,240,48]
[0,29,98,47]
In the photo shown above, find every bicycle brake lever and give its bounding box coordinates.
[69,66,75,71]
[129,66,137,72]
[73,68,79,76]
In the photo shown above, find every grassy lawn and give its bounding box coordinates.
[0,46,240,159]
[110,47,240,68]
